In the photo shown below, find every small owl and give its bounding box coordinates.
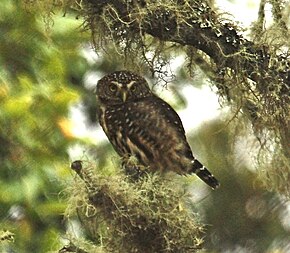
[96,70,219,189]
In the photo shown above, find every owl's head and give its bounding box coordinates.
[96,71,152,105]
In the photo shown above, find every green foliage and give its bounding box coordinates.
[0,0,89,252]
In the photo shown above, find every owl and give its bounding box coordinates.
[95,71,219,189]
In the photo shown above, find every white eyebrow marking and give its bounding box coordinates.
[111,80,136,89]
[127,81,136,89]
[111,81,123,88]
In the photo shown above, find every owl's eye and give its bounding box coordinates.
[109,84,117,92]
[130,84,137,92]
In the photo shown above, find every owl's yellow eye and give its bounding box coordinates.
[130,84,136,92]
[109,84,117,92]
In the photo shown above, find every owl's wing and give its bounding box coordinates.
[131,95,187,134]
[124,95,220,189]
[123,95,193,170]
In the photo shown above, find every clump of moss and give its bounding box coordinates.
[256,144,290,197]
[65,160,203,253]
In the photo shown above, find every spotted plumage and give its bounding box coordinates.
[96,70,220,189]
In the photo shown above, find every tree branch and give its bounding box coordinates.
[84,0,289,94]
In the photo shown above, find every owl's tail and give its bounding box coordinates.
[190,159,220,189]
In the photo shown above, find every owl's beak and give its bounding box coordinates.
[122,91,127,102]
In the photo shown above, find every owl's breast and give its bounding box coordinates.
[102,105,125,130]
[99,104,130,155]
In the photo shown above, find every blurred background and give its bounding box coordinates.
[0,0,289,252]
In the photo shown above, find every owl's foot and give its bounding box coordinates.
[121,162,149,182]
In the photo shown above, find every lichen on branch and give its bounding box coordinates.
[65,160,203,252]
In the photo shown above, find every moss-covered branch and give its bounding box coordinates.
[66,160,203,253]
[82,0,288,92]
